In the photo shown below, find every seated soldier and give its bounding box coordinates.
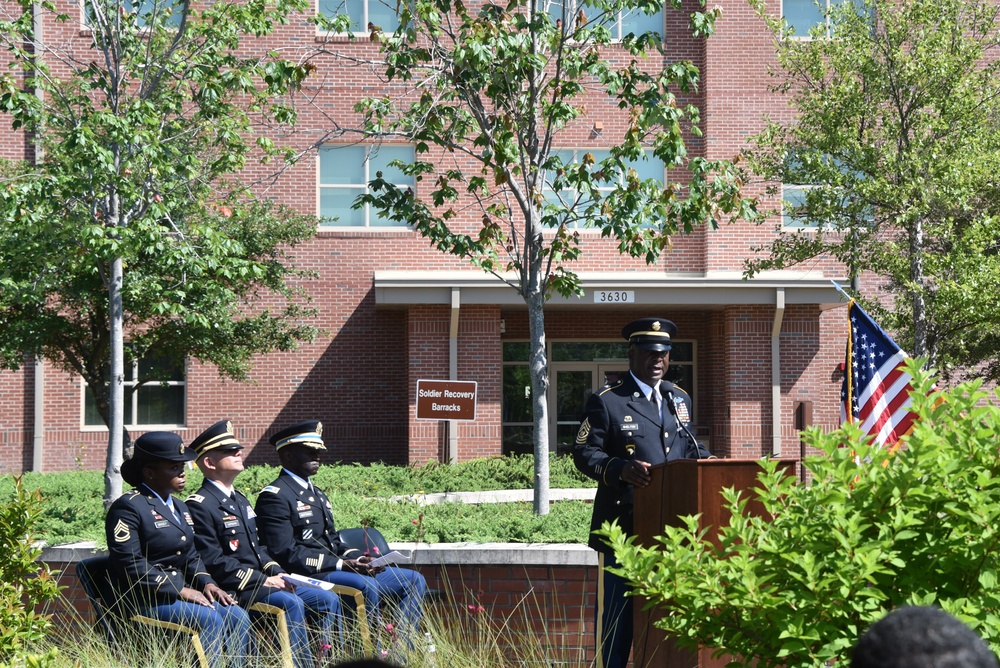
[186,420,343,668]
[254,421,427,649]
[106,431,251,667]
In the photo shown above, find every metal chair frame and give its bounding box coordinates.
[76,555,210,668]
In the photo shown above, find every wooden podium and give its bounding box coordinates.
[632,458,795,668]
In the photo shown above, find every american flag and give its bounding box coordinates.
[840,300,919,450]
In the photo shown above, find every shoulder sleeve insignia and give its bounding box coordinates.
[575,418,591,445]
[186,494,205,504]
[261,486,280,495]
[598,379,622,396]
[113,518,131,543]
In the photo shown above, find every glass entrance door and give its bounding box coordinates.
[553,369,593,455]
[552,364,630,454]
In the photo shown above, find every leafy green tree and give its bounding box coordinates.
[744,0,1000,380]
[603,360,1000,667]
[0,0,319,504]
[0,476,62,666]
[340,0,756,513]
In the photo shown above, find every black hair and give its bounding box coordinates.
[851,606,999,668]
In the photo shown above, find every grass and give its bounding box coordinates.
[6,454,596,547]
[32,577,592,668]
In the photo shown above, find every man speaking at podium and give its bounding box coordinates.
[573,317,711,668]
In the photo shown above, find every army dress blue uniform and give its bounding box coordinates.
[106,485,251,667]
[573,373,709,668]
[187,480,342,668]
[255,470,427,641]
[573,317,712,668]
[574,373,710,550]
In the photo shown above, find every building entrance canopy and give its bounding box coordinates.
[374,270,847,310]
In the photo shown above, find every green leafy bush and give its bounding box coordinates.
[0,476,62,666]
[605,362,1000,666]
[5,454,594,547]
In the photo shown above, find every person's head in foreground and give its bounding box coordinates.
[851,605,999,668]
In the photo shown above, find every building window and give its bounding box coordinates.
[782,183,817,229]
[544,0,662,40]
[783,0,864,39]
[319,144,415,228]
[83,353,186,428]
[502,340,695,456]
[317,0,401,34]
[543,148,665,228]
[83,0,184,28]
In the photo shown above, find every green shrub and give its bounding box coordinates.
[605,361,1000,666]
[5,454,594,547]
[0,476,62,666]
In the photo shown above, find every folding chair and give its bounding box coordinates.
[338,527,392,560]
[76,555,209,668]
[340,526,441,602]
[329,583,373,656]
[249,601,294,668]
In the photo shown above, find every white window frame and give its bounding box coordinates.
[318,144,415,229]
[543,148,666,229]
[81,0,184,30]
[543,0,663,42]
[781,183,820,230]
[316,0,402,36]
[81,355,187,431]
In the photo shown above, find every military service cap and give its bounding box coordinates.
[121,431,196,487]
[622,317,676,352]
[269,420,326,451]
[190,420,243,458]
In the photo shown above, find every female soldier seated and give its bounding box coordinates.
[105,431,251,667]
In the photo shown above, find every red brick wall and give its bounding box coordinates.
[44,554,598,662]
[0,0,853,474]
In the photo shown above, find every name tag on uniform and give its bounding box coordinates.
[154,520,171,529]
[619,421,643,435]
[223,520,240,528]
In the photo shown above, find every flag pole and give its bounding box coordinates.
[830,279,852,301]
[833,280,856,425]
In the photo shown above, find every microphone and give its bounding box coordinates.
[665,389,706,460]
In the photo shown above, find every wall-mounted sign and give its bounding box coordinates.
[416,380,478,421]
[594,290,635,303]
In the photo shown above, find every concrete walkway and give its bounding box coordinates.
[42,488,600,567]
[390,487,596,505]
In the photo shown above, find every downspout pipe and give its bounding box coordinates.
[771,288,785,456]
[447,287,460,463]
[31,2,45,472]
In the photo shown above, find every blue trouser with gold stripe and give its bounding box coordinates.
[596,552,632,668]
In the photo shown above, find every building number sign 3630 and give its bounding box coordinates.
[594,290,635,303]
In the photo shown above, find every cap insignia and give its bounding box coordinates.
[316,422,323,436]
[652,321,661,331]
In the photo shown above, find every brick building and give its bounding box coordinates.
[0,0,851,474]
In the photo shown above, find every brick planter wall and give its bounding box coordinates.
[40,543,599,666]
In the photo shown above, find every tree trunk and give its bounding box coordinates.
[527,289,550,516]
[910,216,928,362]
[105,255,125,508]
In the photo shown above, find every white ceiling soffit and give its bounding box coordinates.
[373,270,848,311]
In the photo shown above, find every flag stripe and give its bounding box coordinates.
[858,366,911,435]
[840,300,921,449]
